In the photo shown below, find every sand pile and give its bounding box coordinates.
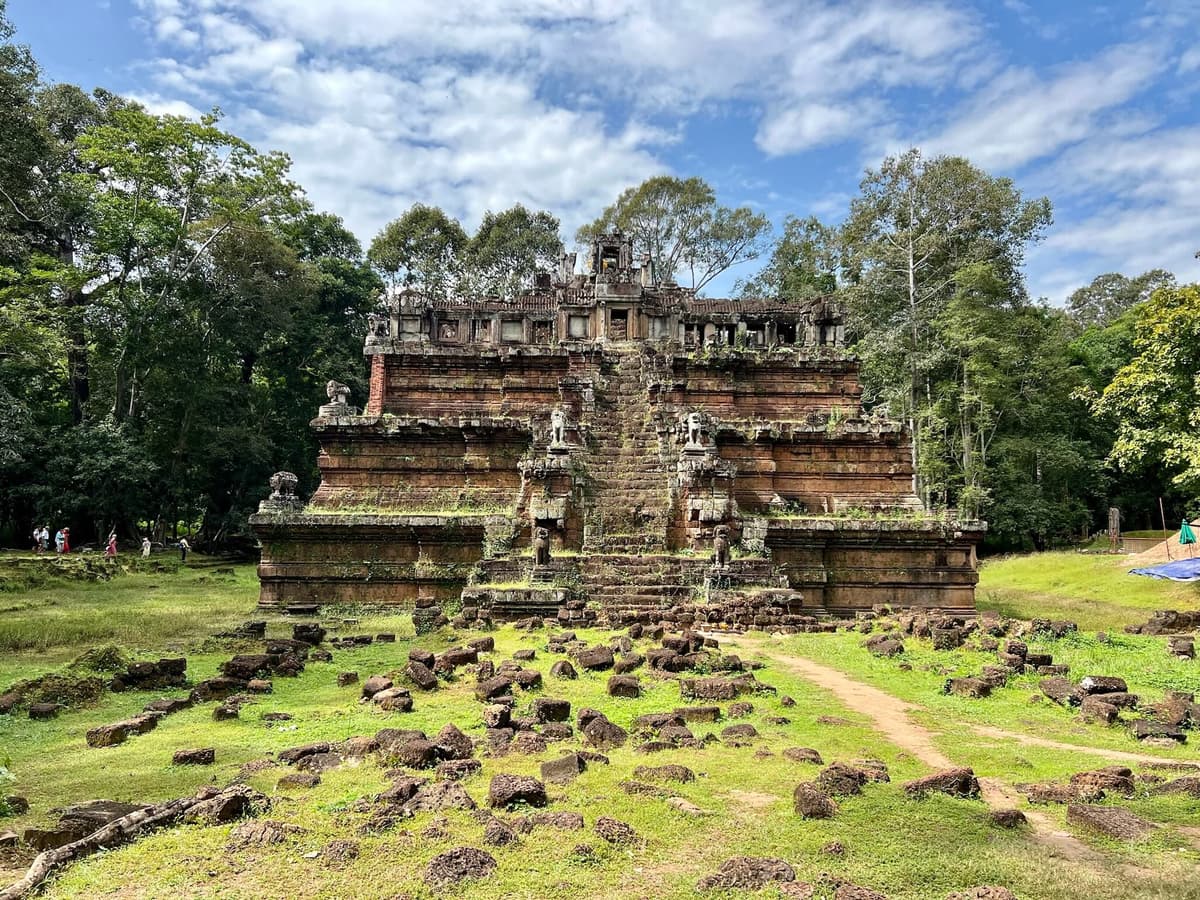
[1126,519,1200,566]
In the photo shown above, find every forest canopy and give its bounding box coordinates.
[0,4,1193,552]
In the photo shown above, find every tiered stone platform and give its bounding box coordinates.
[252,233,984,623]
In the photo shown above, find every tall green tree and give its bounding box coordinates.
[840,148,1052,504]
[465,204,562,299]
[738,215,840,300]
[577,175,770,292]
[367,204,467,299]
[1066,269,1175,329]
[1092,283,1200,504]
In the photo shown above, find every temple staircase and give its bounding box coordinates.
[582,350,673,552]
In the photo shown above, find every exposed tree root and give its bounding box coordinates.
[0,785,260,900]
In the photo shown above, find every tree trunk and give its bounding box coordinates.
[0,787,258,900]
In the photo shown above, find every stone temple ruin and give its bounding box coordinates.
[251,234,984,626]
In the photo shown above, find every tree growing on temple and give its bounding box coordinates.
[577,175,770,292]
[368,204,468,300]
[464,204,563,299]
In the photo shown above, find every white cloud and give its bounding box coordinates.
[1025,126,1200,301]
[925,42,1165,169]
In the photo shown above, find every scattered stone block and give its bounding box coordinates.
[337,672,359,687]
[424,847,497,887]
[633,764,694,783]
[531,697,571,723]
[783,747,824,765]
[793,783,837,819]
[487,774,548,809]
[1078,695,1118,724]
[361,675,393,699]
[541,753,586,784]
[987,809,1027,828]
[944,678,990,699]
[594,815,637,844]
[607,675,640,698]
[1131,719,1185,743]
[697,857,797,891]
[173,748,215,765]
[373,688,414,712]
[86,722,129,748]
[904,767,981,800]
[1078,675,1128,696]
[675,705,721,723]
[816,762,867,797]
[549,660,577,679]
[575,646,614,671]
[1039,676,1079,706]
[582,716,627,749]
[27,703,59,720]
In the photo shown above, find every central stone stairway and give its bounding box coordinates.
[582,350,673,552]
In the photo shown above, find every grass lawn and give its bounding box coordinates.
[1,554,1200,899]
[977,550,1200,632]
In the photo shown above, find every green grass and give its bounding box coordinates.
[3,555,1200,898]
[773,629,1200,765]
[8,622,1198,899]
[978,551,1200,632]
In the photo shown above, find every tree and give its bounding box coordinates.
[368,204,467,299]
[1066,269,1175,329]
[1092,284,1200,502]
[738,215,839,300]
[577,175,770,292]
[465,205,562,299]
[840,148,1052,504]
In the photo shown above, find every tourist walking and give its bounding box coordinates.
[54,528,65,554]
[32,526,41,553]
[179,536,190,563]
[39,526,49,552]
[62,527,70,553]
[105,532,117,557]
[142,536,152,558]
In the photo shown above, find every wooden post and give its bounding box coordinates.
[1107,507,1120,554]
[1159,497,1172,561]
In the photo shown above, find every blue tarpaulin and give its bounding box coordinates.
[1130,558,1200,582]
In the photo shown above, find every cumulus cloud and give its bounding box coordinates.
[130,0,981,242]
[125,0,1200,303]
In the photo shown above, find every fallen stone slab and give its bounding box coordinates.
[697,856,797,891]
[278,742,331,764]
[172,748,215,766]
[424,847,497,887]
[1078,675,1128,696]
[1131,719,1186,743]
[1066,804,1156,840]
[904,768,981,800]
[633,764,694,783]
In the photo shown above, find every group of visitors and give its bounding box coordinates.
[29,526,192,561]
[31,526,71,554]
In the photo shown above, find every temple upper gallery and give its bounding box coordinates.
[251,233,984,626]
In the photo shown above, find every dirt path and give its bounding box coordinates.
[966,725,1195,766]
[717,635,1106,861]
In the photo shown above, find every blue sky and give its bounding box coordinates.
[10,0,1200,300]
